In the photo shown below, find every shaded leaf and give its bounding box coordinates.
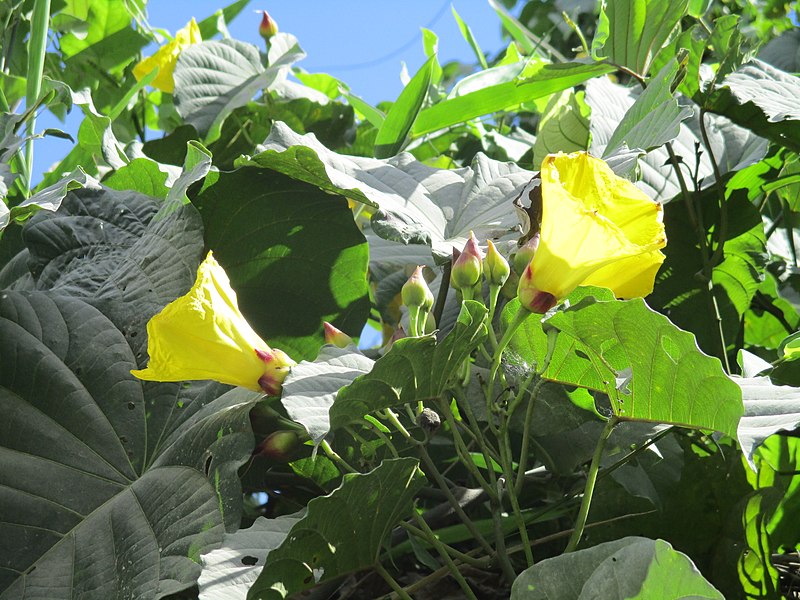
[193,167,370,361]
[247,458,423,599]
[330,302,487,431]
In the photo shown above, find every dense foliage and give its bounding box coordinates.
[2,0,800,598]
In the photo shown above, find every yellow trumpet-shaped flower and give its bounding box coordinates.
[132,18,202,94]
[131,252,295,395]
[518,152,666,313]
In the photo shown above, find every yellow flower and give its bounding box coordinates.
[132,18,202,94]
[131,252,295,395]
[518,152,666,313]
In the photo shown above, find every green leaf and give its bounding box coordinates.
[451,6,488,70]
[58,0,148,72]
[245,122,534,260]
[330,301,487,431]
[374,55,435,158]
[247,458,424,599]
[281,346,375,444]
[602,59,692,158]
[103,158,169,199]
[542,296,743,436]
[511,537,723,599]
[197,0,251,40]
[591,0,689,77]
[759,29,800,73]
[532,90,590,169]
[412,61,614,137]
[706,59,800,152]
[193,167,370,361]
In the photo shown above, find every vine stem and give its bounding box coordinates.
[564,416,619,553]
[374,562,414,600]
[411,513,479,600]
[319,439,357,474]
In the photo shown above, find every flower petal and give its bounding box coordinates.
[133,18,202,93]
[131,251,291,392]
[526,152,666,300]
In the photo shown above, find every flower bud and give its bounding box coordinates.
[484,240,510,287]
[517,264,557,314]
[258,10,279,40]
[323,321,353,348]
[255,347,295,396]
[402,266,435,311]
[450,232,484,291]
[256,430,301,461]
[512,233,540,276]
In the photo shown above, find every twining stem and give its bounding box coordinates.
[24,0,51,194]
[374,562,414,600]
[564,416,619,553]
[411,512,479,600]
[385,406,496,556]
[515,377,545,496]
[319,439,357,474]
[400,521,490,568]
[665,141,730,372]
[416,437,496,556]
[485,284,502,349]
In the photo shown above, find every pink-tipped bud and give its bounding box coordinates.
[256,430,301,461]
[402,266,435,312]
[451,232,484,291]
[517,264,557,313]
[512,233,540,276]
[484,240,510,287]
[323,322,353,348]
[255,347,295,396]
[258,10,279,40]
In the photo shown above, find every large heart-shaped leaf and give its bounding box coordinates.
[0,291,261,599]
[247,458,423,599]
[192,167,370,361]
[586,77,767,202]
[245,122,533,259]
[511,536,723,599]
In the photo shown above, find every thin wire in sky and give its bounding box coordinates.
[310,0,451,72]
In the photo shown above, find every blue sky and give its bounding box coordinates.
[33,0,508,180]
